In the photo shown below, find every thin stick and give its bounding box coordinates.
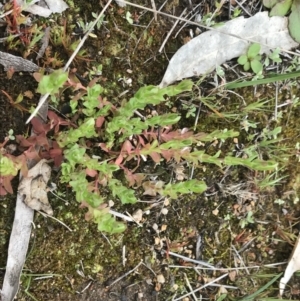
[0,8,13,19]
[109,209,135,222]
[0,34,20,43]
[194,102,201,131]
[38,211,73,232]
[232,245,250,275]
[101,232,113,247]
[235,0,252,17]
[164,250,215,269]
[184,273,198,301]
[150,0,157,21]
[174,3,202,39]
[50,190,69,205]
[201,283,238,290]
[274,79,279,120]
[26,0,113,124]
[107,261,143,287]
[159,8,187,53]
[173,273,229,301]
[168,261,287,270]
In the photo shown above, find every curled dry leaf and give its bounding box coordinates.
[159,12,298,87]
[157,274,166,284]
[280,234,300,296]
[18,159,53,215]
[115,0,126,7]
[43,0,69,13]
[132,209,143,223]
[15,0,68,17]
[142,180,164,196]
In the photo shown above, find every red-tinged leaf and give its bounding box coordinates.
[19,161,28,176]
[0,185,8,196]
[48,110,70,133]
[124,170,146,187]
[48,111,59,133]
[144,130,158,141]
[99,143,110,152]
[49,147,63,167]
[88,76,101,88]
[79,201,89,209]
[16,135,36,147]
[52,141,60,149]
[122,140,134,154]
[40,149,51,160]
[1,175,14,194]
[149,152,161,163]
[58,119,71,127]
[35,132,50,149]
[161,149,174,162]
[0,137,9,148]
[174,151,183,163]
[53,153,63,167]
[67,74,87,91]
[53,122,59,133]
[123,168,136,187]
[143,180,164,196]
[24,147,41,161]
[33,71,43,82]
[31,117,50,134]
[116,140,136,165]
[86,168,98,177]
[71,90,87,104]
[84,211,93,221]
[115,154,123,166]
[48,110,60,122]
[137,135,146,146]
[161,129,193,142]
[96,116,105,128]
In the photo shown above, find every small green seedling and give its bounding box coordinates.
[126,11,134,24]
[8,129,15,140]
[238,43,263,74]
[265,48,282,66]
[239,211,255,228]
[232,8,241,17]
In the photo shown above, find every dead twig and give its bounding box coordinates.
[36,26,50,60]
[158,8,187,53]
[173,273,229,301]
[184,273,198,301]
[150,0,157,21]
[0,51,39,72]
[107,261,143,287]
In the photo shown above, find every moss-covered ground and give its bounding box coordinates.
[1,0,300,300]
